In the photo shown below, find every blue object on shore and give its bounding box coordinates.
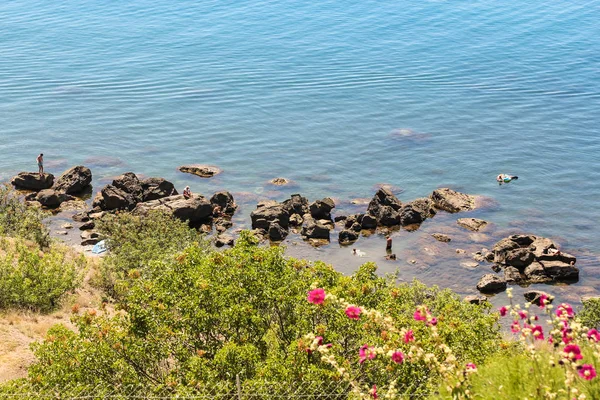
[92,240,108,254]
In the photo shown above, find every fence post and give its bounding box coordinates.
[236,374,242,400]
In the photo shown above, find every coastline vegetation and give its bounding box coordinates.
[1,186,600,398]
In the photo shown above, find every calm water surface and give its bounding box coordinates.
[2,0,600,306]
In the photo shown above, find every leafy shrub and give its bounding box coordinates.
[0,238,82,312]
[578,297,600,329]
[93,210,207,298]
[0,185,49,248]
[19,231,500,395]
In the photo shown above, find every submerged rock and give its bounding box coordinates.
[457,218,488,232]
[178,164,221,178]
[432,233,451,243]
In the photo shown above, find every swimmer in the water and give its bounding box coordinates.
[497,174,519,185]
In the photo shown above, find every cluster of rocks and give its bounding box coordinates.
[250,194,335,242]
[11,166,93,209]
[464,289,554,306]
[476,234,579,293]
[76,172,237,247]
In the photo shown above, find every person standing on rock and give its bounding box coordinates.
[36,153,44,177]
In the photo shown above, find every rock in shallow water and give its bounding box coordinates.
[476,274,507,293]
[430,188,475,213]
[11,172,54,191]
[178,164,221,178]
[457,218,488,232]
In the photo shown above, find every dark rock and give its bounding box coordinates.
[464,295,488,305]
[11,172,54,191]
[523,290,554,306]
[72,212,90,222]
[504,266,524,283]
[251,201,290,230]
[214,218,233,233]
[509,234,535,247]
[289,214,303,226]
[493,238,520,253]
[344,215,358,228]
[457,218,488,232]
[334,215,347,223]
[282,194,309,216]
[537,251,577,265]
[215,234,234,247]
[309,198,335,220]
[210,191,237,216]
[523,262,552,283]
[361,214,378,229]
[141,177,178,202]
[399,205,423,226]
[79,221,95,231]
[302,220,331,240]
[432,233,451,243]
[350,222,362,232]
[541,260,579,281]
[268,222,288,241]
[408,198,437,219]
[379,205,401,226]
[113,173,143,200]
[53,166,92,194]
[178,165,221,178]
[80,231,100,240]
[491,264,502,273]
[430,188,475,213]
[476,274,507,293]
[81,238,100,246]
[339,229,359,245]
[367,188,402,216]
[385,254,397,260]
[93,184,136,211]
[529,237,557,258]
[134,194,214,224]
[505,248,535,269]
[35,189,61,208]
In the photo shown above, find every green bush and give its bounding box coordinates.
[0,185,49,248]
[578,297,600,329]
[0,238,82,312]
[93,210,207,298]
[18,231,500,395]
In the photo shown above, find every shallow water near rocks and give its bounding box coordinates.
[2,0,599,309]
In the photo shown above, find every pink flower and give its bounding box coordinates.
[511,321,521,333]
[391,351,404,364]
[499,306,508,317]
[371,385,378,400]
[359,344,376,364]
[578,364,597,380]
[588,329,600,342]
[556,303,574,319]
[403,330,415,343]
[345,306,361,320]
[315,336,324,345]
[563,344,583,361]
[414,309,427,321]
[307,288,325,305]
[428,317,438,326]
[465,363,477,373]
[531,325,544,340]
[548,336,554,344]
[518,310,527,320]
[539,294,548,308]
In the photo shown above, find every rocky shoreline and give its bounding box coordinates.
[8,165,582,302]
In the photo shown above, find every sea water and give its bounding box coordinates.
[1,0,599,304]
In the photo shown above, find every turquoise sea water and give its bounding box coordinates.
[1,1,599,302]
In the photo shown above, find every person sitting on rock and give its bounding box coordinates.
[496,174,518,185]
[183,186,192,199]
[37,153,44,177]
[213,205,225,218]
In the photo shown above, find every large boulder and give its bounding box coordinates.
[378,205,401,226]
[367,188,402,217]
[210,191,237,216]
[523,262,552,283]
[302,219,331,240]
[430,188,475,213]
[93,173,144,211]
[361,214,378,229]
[282,194,309,216]
[251,201,290,230]
[11,172,54,191]
[540,260,579,281]
[399,205,424,226]
[141,177,177,202]
[505,248,535,269]
[133,194,213,224]
[476,274,507,293]
[309,198,335,220]
[268,222,288,241]
[53,166,92,194]
[112,173,143,200]
[35,189,61,208]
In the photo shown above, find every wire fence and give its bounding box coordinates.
[0,376,430,399]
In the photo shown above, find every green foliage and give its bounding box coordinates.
[93,210,207,298]
[0,238,82,312]
[0,185,49,247]
[578,297,600,329]
[20,231,500,395]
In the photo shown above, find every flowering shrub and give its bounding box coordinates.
[466,288,600,400]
